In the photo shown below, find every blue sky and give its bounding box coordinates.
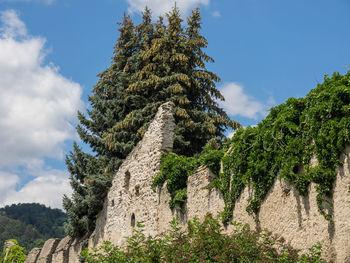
[0,0,348,209]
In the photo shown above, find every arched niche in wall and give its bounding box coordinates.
[131,213,135,228]
[124,170,131,190]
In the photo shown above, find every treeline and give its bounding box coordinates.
[0,203,66,251]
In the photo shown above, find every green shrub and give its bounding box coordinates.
[81,215,329,263]
[0,239,26,263]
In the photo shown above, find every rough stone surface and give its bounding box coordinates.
[24,248,41,263]
[33,103,350,262]
[67,238,85,263]
[36,238,60,263]
[51,236,73,263]
[187,166,225,221]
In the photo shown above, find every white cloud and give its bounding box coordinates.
[127,0,210,16]
[0,171,19,202]
[219,82,272,119]
[0,10,83,168]
[0,167,71,209]
[0,10,82,209]
[211,10,221,18]
[0,9,27,38]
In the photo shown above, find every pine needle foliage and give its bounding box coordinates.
[104,7,240,156]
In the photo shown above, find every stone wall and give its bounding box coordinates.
[88,101,176,248]
[24,236,86,263]
[26,102,350,262]
[224,148,350,262]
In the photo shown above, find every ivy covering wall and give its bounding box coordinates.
[154,71,350,224]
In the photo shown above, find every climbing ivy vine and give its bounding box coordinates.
[154,71,350,224]
[219,71,350,223]
[153,139,225,209]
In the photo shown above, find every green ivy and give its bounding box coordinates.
[153,71,350,224]
[219,71,350,223]
[153,153,198,209]
[153,139,225,209]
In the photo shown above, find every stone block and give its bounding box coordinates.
[36,238,60,263]
[24,248,41,263]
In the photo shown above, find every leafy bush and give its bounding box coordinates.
[0,239,26,263]
[81,215,329,263]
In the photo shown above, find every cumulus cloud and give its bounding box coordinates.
[0,171,19,202]
[127,0,209,16]
[0,9,27,38]
[219,82,273,119]
[0,10,83,168]
[0,10,82,209]
[0,167,71,209]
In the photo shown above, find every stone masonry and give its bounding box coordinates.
[89,101,176,248]
[26,102,350,262]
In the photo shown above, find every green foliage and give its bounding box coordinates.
[153,139,225,208]
[0,239,26,263]
[218,72,350,223]
[81,215,329,263]
[198,146,225,176]
[0,203,66,251]
[153,153,198,209]
[63,143,113,237]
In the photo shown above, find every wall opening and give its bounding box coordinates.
[111,199,115,207]
[124,170,131,190]
[131,213,135,228]
[135,185,140,196]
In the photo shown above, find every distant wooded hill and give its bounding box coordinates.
[0,203,67,251]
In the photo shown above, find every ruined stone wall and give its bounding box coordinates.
[88,101,176,248]
[26,102,350,262]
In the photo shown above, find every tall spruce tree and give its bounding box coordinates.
[104,7,240,156]
[63,14,142,237]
